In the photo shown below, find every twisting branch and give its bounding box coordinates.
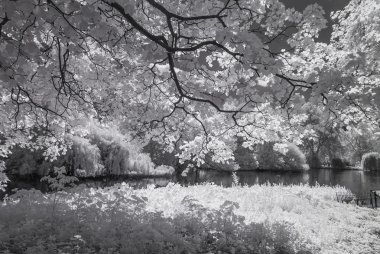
[105,1,170,50]
[100,0,324,141]
[146,0,228,21]
[103,0,250,115]
[0,14,9,37]
[103,0,241,57]
[167,52,245,114]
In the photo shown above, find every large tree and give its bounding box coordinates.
[0,0,378,174]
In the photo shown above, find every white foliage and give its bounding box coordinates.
[40,166,78,191]
[273,143,289,155]
[0,0,378,177]
[0,160,9,191]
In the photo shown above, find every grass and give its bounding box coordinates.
[1,183,379,253]
[137,183,380,253]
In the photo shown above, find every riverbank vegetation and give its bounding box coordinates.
[1,183,379,254]
[3,117,379,181]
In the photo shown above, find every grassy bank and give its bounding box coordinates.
[1,183,379,253]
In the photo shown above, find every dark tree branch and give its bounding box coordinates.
[0,14,9,37]
[145,0,228,22]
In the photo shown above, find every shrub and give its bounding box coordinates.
[5,147,51,176]
[234,140,259,170]
[41,166,78,191]
[0,188,309,254]
[255,142,309,171]
[282,143,310,171]
[255,142,283,170]
[142,140,177,167]
[331,158,345,169]
[307,154,322,169]
[0,161,8,191]
[152,165,175,176]
[343,159,352,167]
[4,123,173,178]
[361,152,380,171]
[202,153,239,171]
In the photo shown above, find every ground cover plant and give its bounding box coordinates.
[1,183,379,254]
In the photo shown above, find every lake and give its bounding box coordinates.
[3,168,380,198]
[188,168,380,193]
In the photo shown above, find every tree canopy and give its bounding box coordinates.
[0,0,379,169]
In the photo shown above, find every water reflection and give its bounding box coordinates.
[2,176,172,199]
[191,169,380,193]
[3,169,380,197]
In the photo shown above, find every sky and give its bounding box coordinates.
[281,0,351,42]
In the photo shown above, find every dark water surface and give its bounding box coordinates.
[192,169,380,193]
[3,175,171,195]
[3,169,380,197]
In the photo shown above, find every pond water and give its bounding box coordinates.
[188,169,380,193]
[2,168,380,198]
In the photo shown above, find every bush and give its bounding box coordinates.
[0,161,8,191]
[282,143,310,171]
[234,139,259,170]
[142,140,177,168]
[5,147,51,176]
[255,142,309,171]
[201,153,239,171]
[307,154,322,169]
[343,159,352,167]
[3,183,379,253]
[0,187,309,254]
[5,124,174,178]
[331,158,345,169]
[361,152,380,171]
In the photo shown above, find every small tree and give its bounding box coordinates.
[40,166,79,218]
[41,166,79,192]
[361,152,380,171]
